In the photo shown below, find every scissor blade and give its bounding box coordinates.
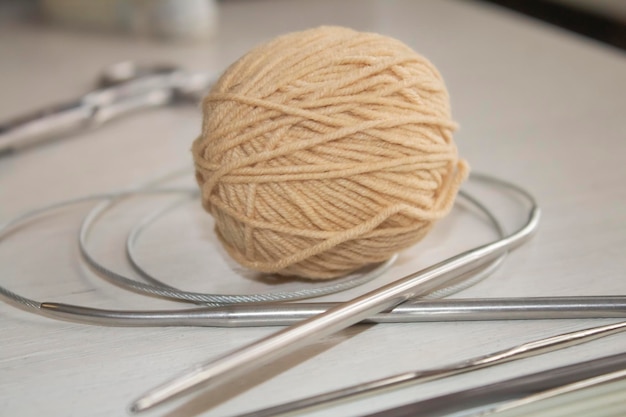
[0,99,92,155]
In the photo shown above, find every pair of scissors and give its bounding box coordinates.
[0,62,214,156]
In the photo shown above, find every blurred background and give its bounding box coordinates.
[0,0,219,41]
[0,0,624,49]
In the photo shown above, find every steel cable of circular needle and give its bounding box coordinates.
[78,191,397,306]
[121,187,506,302]
[72,170,506,306]
[0,184,394,315]
[0,170,509,324]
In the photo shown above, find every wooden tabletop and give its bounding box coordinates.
[1,1,625,416]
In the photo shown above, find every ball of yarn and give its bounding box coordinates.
[192,26,468,280]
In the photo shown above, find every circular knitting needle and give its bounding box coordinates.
[39,296,626,327]
[129,175,540,413]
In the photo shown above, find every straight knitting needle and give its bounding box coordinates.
[228,320,626,417]
[128,187,539,413]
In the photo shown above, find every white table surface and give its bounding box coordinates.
[1,1,625,416]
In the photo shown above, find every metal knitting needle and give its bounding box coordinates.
[129,176,540,413]
[228,320,626,417]
[361,352,626,417]
[473,368,626,417]
[39,296,626,327]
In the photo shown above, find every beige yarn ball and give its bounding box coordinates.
[192,26,468,279]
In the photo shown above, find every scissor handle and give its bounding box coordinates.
[96,61,179,88]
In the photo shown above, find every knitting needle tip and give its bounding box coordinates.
[129,394,165,414]
[129,384,174,414]
[129,391,170,413]
[128,402,145,414]
[129,364,217,413]
[129,396,156,414]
